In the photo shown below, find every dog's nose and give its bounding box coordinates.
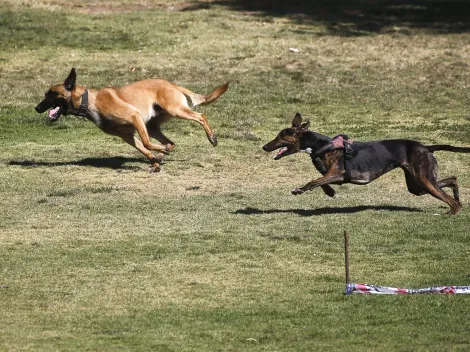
[35,104,45,113]
[262,145,268,151]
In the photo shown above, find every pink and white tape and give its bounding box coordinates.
[345,283,470,295]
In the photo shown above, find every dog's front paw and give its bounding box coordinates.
[149,165,161,173]
[154,153,165,164]
[291,187,304,195]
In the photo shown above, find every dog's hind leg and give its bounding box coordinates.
[166,106,217,147]
[405,175,459,200]
[436,176,460,202]
[403,159,462,214]
[421,179,462,215]
[404,170,428,196]
[157,86,218,146]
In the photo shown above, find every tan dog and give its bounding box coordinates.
[35,68,228,172]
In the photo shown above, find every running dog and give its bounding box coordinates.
[263,113,470,214]
[35,68,228,172]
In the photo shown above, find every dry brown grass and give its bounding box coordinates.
[1,0,193,13]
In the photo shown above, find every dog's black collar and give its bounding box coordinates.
[77,90,89,117]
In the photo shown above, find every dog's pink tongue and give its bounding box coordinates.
[48,107,60,119]
[274,147,288,159]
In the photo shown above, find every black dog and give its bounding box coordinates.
[263,113,470,214]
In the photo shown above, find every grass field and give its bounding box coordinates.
[1,0,470,350]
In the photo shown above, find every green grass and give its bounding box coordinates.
[1,1,470,351]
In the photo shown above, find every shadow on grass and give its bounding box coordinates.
[190,0,470,35]
[234,205,423,216]
[8,157,148,170]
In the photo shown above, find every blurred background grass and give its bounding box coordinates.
[1,1,470,351]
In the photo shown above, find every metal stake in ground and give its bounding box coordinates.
[344,231,355,295]
[344,230,350,285]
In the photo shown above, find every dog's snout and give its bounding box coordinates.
[262,144,272,152]
[35,102,48,114]
[35,101,46,113]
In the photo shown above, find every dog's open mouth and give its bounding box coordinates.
[274,147,290,160]
[48,106,62,121]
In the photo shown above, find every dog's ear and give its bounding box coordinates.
[292,112,302,128]
[300,119,310,131]
[64,68,76,91]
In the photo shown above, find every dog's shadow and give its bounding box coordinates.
[234,205,423,216]
[8,157,149,170]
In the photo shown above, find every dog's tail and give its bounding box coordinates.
[426,144,470,153]
[177,82,229,107]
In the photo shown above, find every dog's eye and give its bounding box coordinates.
[46,90,58,98]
